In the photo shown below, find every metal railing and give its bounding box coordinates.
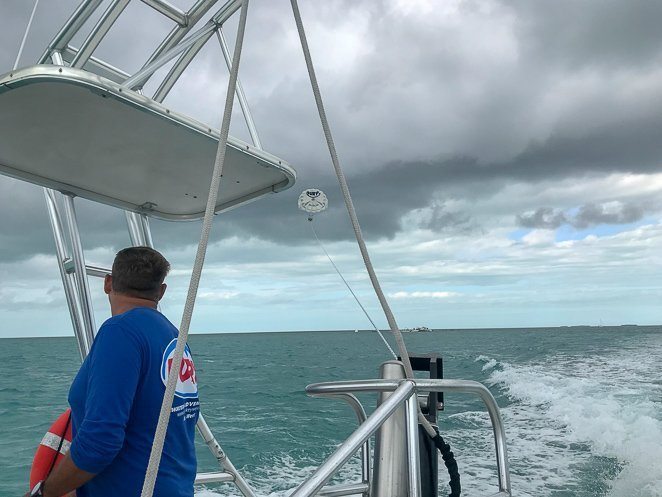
[293,378,512,497]
[291,381,418,497]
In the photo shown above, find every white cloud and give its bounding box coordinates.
[197,290,240,302]
[390,291,460,299]
[522,229,555,246]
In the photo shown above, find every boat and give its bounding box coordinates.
[2,1,511,496]
[402,327,432,333]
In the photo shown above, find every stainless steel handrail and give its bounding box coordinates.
[306,378,512,496]
[405,392,422,496]
[290,381,416,497]
[317,482,369,497]
[308,392,370,490]
[194,471,235,484]
[416,379,511,493]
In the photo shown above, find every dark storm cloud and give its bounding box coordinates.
[4,100,662,262]
[216,102,662,244]
[517,202,646,230]
[508,0,662,70]
[573,202,644,229]
[3,0,662,260]
[424,204,473,233]
[0,178,132,262]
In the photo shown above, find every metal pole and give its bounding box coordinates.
[50,51,64,65]
[216,28,262,148]
[372,361,407,497]
[196,414,257,497]
[38,0,104,63]
[290,381,415,497]
[405,393,422,497]
[125,212,154,248]
[71,0,131,69]
[123,20,218,90]
[43,189,88,359]
[153,30,215,103]
[143,0,226,67]
[139,214,155,248]
[62,194,97,347]
[141,0,188,25]
[313,393,370,488]
[133,0,242,90]
[125,211,147,246]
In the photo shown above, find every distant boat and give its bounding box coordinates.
[354,329,359,333]
[401,326,432,333]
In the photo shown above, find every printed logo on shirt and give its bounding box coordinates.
[160,338,198,399]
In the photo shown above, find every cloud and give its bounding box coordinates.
[518,208,567,229]
[389,291,459,299]
[517,201,647,231]
[522,229,556,246]
[573,201,644,229]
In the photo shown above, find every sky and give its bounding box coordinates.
[2,0,662,338]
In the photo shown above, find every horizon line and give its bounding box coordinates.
[2,323,658,339]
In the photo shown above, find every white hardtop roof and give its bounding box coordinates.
[0,65,296,221]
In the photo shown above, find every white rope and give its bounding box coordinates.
[290,0,437,438]
[139,1,251,495]
[309,220,397,359]
[14,0,40,70]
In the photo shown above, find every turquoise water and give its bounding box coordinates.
[2,327,661,496]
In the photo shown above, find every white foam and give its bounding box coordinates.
[481,358,498,371]
[475,333,662,497]
[195,453,363,497]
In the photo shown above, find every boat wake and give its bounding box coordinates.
[195,455,363,497]
[194,334,662,497]
[467,336,662,497]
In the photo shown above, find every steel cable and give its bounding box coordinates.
[13,0,40,70]
[309,220,397,359]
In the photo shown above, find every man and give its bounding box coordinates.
[27,247,200,497]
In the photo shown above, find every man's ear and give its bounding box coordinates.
[157,283,167,301]
[104,274,112,295]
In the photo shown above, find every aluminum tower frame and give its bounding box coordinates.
[37,1,261,494]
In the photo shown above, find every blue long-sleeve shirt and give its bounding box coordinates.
[68,307,200,497]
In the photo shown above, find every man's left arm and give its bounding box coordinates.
[68,325,143,475]
[24,454,94,497]
[28,324,143,496]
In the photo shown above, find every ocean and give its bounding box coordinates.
[2,327,661,497]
